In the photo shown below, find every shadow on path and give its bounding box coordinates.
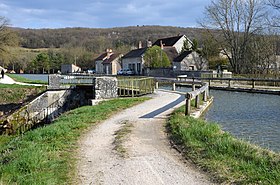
[140,95,185,119]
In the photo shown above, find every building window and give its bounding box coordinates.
[189,66,195,71]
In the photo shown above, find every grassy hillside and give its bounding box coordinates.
[15,26,209,49]
[0,84,46,117]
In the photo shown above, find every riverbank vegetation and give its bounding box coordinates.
[0,84,46,117]
[168,106,280,184]
[0,97,149,184]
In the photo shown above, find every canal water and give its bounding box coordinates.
[16,74,49,82]
[160,85,280,153]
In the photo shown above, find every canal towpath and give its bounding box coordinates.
[0,74,43,86]
[77,90,215,185]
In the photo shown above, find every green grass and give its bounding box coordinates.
[113,120,133,158]
[0,84,46,104]
[168,106,280,184]
[7,74,47,84]
[0,97,149,185]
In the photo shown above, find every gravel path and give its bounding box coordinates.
[77,90,214,185]
[0,74,43,86]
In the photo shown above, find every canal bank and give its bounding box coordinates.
[159,84,280,153]
[167,107,280,184]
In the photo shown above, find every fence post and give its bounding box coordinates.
[185,93,191,116]
[192,84,196,91]
[172,82,176,91]
[252,79,255,89]
[228,79,231,88]
[155,81,159,89]
[195,95,200,108]
[203,90,207,101]
[132,80,134,97]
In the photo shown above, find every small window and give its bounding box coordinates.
[189,66,195,71]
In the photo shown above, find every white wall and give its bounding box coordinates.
[122,57,144,74]
[173,52,208,71]
[173,36,192,53]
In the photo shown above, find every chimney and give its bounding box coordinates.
[160,40,164,49]
[147,40,152,47]
[138,41,142,49]
[106,49,113,59]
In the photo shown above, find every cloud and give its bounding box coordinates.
[1,0,211,28]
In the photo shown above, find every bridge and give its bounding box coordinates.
[156,76,280,95]
[51,74,155,97]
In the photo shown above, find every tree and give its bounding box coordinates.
[33,53,50,73]
[181,37,192,53]
[0,16,19,67]
[269,0,280,9]
[201,0,267,74]
[144,46,171,68]
[268,0,280,28]
[48,50,64,73]
[245,34,278,75]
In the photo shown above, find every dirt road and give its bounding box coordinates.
[77,90,213,185]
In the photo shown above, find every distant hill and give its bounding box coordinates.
[13,26,210,53]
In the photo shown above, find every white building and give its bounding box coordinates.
[61,64,81,74]
[121,47,147,75]
[153,35,192,54]
[95,49,122,75]
[173,51,208,71]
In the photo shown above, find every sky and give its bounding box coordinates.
[0,0,211,29]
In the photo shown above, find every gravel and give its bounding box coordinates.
[77,90,214,185]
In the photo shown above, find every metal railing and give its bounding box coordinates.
[60,75,95,85]
[117,77,155,97]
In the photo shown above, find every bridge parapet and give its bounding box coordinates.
[48,74,118,100]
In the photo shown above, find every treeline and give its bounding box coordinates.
[5,26,209,73]
[15,26,206,52]
[4,25,280,75]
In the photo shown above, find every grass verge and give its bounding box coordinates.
[0,97,149,185]
[0,84,46,104]
[7,74,47,84]
[167,106,280,184]
[113,120,133,158]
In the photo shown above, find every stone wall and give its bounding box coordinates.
[48,74,62,89]
[48,74,118,100]
[0,89,86,135]
[0,75,119,134]
[94,77,118,99]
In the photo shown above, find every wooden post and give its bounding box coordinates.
[195,95,200,108]
[172,83,176,91]
[203,90,207,101]
[192,84,196,91]
[155,81,159,89]
[132,80,134,97]
[185,93,192,116]
[252,79,255,89]
[228,79,231,88]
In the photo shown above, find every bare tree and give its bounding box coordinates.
[200,0,267,74]
[268,0,280,28]
[0,16,19,67]
[269,0,280,9]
